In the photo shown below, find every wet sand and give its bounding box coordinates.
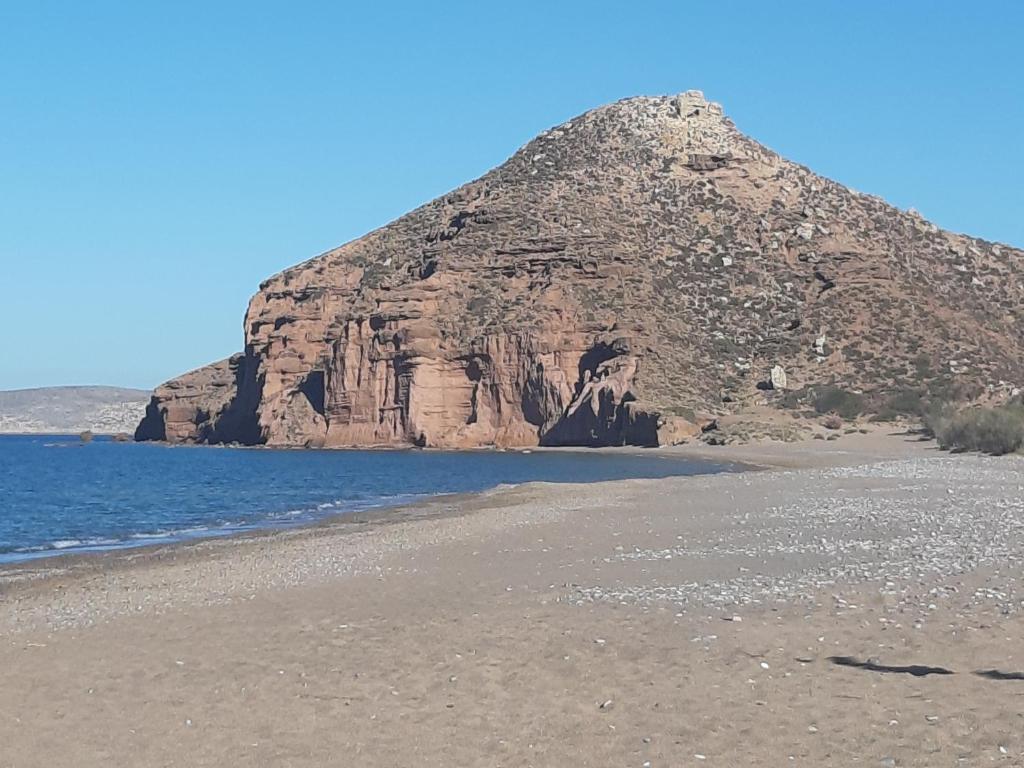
[2,431,1024,767]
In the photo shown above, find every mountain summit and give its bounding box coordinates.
[137,91,1024,447]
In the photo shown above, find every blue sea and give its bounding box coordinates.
[0,434,731,563]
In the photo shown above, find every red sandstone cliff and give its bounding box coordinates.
[136,92,1024,448]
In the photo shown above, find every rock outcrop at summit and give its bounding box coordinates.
[137,91,1024,448]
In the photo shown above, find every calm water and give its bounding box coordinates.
[0,435,732,563]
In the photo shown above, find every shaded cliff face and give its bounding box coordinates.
[137,91,1024,448]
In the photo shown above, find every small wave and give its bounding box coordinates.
[51,539,84,549]
[1,491,468,564]
[486,483,521,493]
[273,493,433,522]
[129,525,216,540]
[11,536,122,554]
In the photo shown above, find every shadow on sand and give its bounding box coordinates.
[828,656,1024,682]
[828,656,954,677]
[974,669,1024,682]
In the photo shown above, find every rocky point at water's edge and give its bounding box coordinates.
[136,91,1024,449]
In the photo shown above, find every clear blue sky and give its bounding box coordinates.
[1,1,1021,391]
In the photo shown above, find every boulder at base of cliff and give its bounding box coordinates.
[655,414,703,446]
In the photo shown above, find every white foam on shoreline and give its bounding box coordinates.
[0,492,444,565]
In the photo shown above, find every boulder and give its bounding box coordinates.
[770,365,788,391]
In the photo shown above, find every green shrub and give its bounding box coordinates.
[922,402,955,438]
[926,377,984,404]
[930,404,1024,455]
[812,386,865,420]
[779,389,806,410]
[873,388,925,421]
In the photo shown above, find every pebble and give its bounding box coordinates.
[573,458,1024,616]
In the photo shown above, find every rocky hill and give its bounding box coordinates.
[136,91,1024,448]
[1,386,150,434]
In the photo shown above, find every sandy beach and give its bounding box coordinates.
[3,431,1024,767]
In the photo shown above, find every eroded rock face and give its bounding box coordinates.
[137,91,1024,447]
[135,354,260,444]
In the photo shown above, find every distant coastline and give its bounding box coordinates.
[0,385,149,435]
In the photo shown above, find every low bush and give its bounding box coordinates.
[928,404,1024,455]
[873,388,925,421]
[812,386,865,420]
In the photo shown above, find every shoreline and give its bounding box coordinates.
[0,428,933,617]
[0,485,505,588]
[0,443,749,574]
[0,427,933,586]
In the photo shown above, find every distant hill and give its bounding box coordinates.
[0,386,151,434]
